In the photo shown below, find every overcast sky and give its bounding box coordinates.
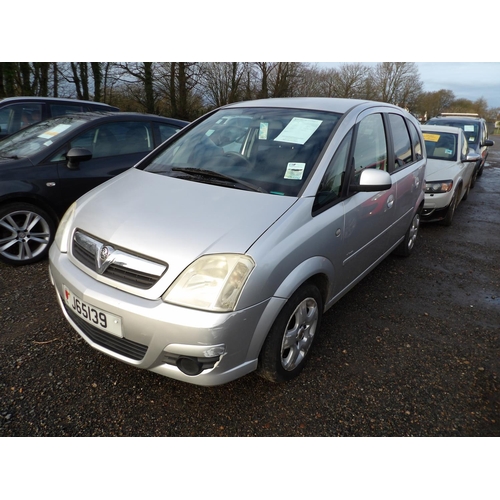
[415,63,500,108]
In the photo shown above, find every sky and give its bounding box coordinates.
[415,63,500,108]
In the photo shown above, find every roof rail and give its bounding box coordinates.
[440,113,480,117]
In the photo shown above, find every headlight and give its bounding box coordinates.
[425,180,453,193]
[54,202,76,253]
[163,254,255,312]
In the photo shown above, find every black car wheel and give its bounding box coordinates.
[462,179,471,201]
[441,191,457,227]
[477,160,484,178]
[258,283,322,382]
[0,203,55,266]
[470,164,479,188]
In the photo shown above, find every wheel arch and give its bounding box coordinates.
[273,256,333,306]
[0,194,60,226]
[246,257,333,361]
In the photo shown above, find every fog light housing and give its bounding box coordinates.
[176,357,204,376]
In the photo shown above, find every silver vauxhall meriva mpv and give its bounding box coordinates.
[49,98,426,386]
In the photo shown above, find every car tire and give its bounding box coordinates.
[257,283,323,383]
[470,165,478,188]
[393,210,420,257]
[441,191,457,227]
[0,203,55,266]
[462,180,471,201]
[477,161,484,178]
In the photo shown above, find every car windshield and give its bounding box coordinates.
[423,131,458,161]
[0,116,88,158]
[428,119,479,145]
[144,107,341,196]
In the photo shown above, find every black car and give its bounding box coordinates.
[0,96,120,140]
[425,113,494,186]
[0,112,188,265]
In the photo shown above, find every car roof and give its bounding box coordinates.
[43,111,188,126]
[224,97,403,114]
[440,113,480,118]
[421,124,463,135]
[427,115,484,124]
[0,96,117,109]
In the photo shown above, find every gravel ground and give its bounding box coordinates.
[1,139,499,437]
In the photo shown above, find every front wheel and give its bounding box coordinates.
[257,284,322,383]
[477,160,484,178]
[462,179,471,201]
[441,191,457,227]
[0,203,55,266]
[470,165,478,188]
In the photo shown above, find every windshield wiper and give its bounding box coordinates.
[171,167,267,193]
[0,155,19,159]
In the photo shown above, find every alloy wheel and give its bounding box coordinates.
[0,208,52,263]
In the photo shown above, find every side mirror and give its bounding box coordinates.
[463,149,481,163]
[66,147,92,170]
[350,168,392,192]
[483,139,494,147]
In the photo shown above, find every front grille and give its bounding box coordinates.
[65,304,148,361]
[72,230,167,289]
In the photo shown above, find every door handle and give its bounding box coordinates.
[387,194,394,209]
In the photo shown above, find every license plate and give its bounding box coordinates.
[63,285,123,337]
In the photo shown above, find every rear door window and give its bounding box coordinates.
[50,104,85,117]
[157,123,183,143]
[0,103,43,136]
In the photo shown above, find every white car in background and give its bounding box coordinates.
[421,125,480,226]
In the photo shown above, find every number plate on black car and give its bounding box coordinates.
[63,285,123,337]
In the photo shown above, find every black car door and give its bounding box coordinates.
[48,120,155,212]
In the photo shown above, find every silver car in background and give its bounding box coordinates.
[49,98,426,386]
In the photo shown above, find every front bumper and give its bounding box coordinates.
[49,245,284,386]
[422,192,453,222]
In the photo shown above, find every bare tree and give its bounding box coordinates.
[32,63,50,96]
[294,64,329,97]
[200,62,249,108]
[91,63,102,102]
[154,62,202,120]
[0,63,17,97]
[70,62,90,100]
[254,62,276,98]
[322,63,372,98]
[271,62,300,97]
[371,62,423,107]
[115,62,157,113]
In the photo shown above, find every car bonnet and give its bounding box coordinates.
[424,158,461,180]
[71,167,297,288]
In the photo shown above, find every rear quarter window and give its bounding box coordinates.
[388,113,412,170]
